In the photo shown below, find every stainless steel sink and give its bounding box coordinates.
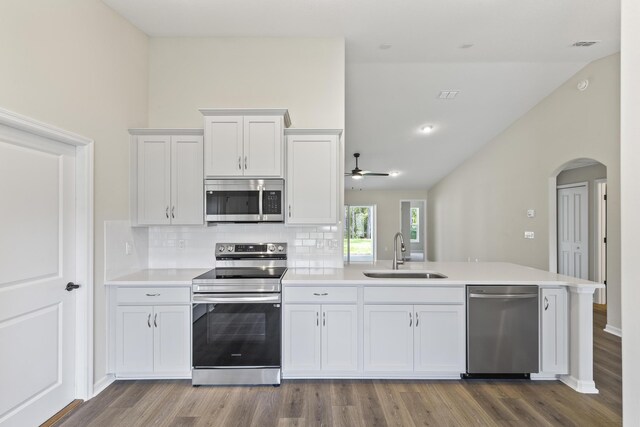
[363,271,448,279]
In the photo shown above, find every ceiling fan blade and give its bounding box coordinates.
[361,172,389,176]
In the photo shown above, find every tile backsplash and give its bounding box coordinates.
[147,223,344,269]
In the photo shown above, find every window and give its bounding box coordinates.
[410,207,420,242]
[344,205,375,263]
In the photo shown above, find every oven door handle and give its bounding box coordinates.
[192,293,281,304]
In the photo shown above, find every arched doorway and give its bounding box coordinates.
[549,158,607,303]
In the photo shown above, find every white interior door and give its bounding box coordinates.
[0,139,77,426]
[557,185,589,279]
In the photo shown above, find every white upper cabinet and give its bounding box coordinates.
[131,129,204,226]
[201,109,290,178]
[286,129,342,225]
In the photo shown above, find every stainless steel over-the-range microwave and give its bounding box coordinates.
[204,179,284,223]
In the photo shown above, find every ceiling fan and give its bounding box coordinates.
[346,153,389,180]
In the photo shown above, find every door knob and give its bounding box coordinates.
[65,282,80,292]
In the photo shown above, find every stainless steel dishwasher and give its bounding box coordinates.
[465,285,539,378]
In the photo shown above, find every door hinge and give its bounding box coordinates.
[604,237,607,244]
[604,194,607,201]
[604,280,607,285]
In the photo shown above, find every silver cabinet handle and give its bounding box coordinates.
[165,206,169,218]
[323,312,326,326]
[147,313,151,328]
[154,313,158,328]
[316,311,319,326]
[244,155,248,170]
[409,312,412,327]
[171,206,175,219]
[544,296,549,311]
[416,312,419,327]
[288,204,292,218]
[238,156,242,170]
[146,293,160,297]
[313,292,328,296]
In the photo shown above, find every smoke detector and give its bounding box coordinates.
[572,41,599,47]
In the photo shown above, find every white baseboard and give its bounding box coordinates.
[92,374,115,398]
[604,324,622,337]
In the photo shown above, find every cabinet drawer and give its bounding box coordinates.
[285,286,357,303]
[364,287,464,304]
[117,287,190,305]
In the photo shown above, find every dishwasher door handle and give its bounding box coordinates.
[468,293,538,299]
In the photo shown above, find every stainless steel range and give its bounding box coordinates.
[191,243,287,386]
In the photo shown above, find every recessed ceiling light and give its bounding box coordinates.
[420,125,434,134]
[389,171,400,177]
[459,43,474,49]
[379,43,392,50]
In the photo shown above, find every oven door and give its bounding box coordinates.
[204,179,283,222]
[192,293,281,368]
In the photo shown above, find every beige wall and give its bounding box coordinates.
[346,190,429,261]
[556,163,607,281]
[148,38,345,129]
[621,0,640,419]
[0,0,149,383]
[427,54,621,329]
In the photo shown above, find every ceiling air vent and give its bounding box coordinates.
[438,90,459,100]
[572,41,599,47]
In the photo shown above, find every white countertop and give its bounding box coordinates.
[105,268,210,286]
[103,262,604,290]
[282,261,604,289]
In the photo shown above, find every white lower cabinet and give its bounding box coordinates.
[114,288,191,378]
[363,305,413,372]
[364,304,465,375]
[540,287,569,374]
[283,303,358,374]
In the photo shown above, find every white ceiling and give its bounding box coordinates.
[103,0,621,190]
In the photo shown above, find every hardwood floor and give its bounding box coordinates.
[56,306,621,426]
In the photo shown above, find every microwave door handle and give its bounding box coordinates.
[259,185,264,220]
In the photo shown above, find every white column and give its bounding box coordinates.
[560,286,599,393]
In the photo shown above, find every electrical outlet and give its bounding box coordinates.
[524,231,535,239]
[527,209,536,218]
[125,242,131,255]
[178,239,186,249]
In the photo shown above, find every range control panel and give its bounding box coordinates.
[215,242,287,255]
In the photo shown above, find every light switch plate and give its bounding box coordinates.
[527,209,536,218]
[524,231,535,239]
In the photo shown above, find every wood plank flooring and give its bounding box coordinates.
[55,306,621,426]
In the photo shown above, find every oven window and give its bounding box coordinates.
[192,302,281,368]
[207,312,266,342]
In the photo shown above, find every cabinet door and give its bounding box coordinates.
[243,116,282,177]
[115,306,154,375]
[322,304,358,372]
[283,304,321,371]
[286,134,338,224]
[364,305,413,372]
[540,288,568,374]
[414,305,465,373]
[204,116,243,177]
[137,135,171,225]
[171,135,204,225]
[153,305,191,375]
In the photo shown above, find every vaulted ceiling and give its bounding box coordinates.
[103,0,621,189]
